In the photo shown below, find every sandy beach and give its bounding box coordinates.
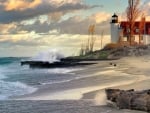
[9,56,149,113]
[15,56,150,100]
[83,56,150,102]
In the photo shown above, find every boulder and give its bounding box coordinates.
[105,89,150,112]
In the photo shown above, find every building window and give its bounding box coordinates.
[127,28,130,33]
[141,36,143,40]
[148,28,150,34]
[135,28,139,33]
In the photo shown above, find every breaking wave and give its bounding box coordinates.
[31,49,65,63]
[0,62,37,100]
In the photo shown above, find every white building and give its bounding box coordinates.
[110,13,150,45]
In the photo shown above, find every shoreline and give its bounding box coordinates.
[11,56,150,112]
[12,60,117,100]
[10,57,150,113]
[13,56,150,100]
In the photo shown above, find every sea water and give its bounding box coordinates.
[0,57,36,99]
[0,56,82,100]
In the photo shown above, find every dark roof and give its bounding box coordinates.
[112,13,118,17]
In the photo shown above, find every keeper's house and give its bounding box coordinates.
[111,13,150,45]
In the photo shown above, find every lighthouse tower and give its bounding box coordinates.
[111,13,119,43]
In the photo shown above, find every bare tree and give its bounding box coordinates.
[139,15,145,44]
[79,43,84,56]
[79,24,96,56]
[88,24,96,52]
[85,38,90,54]
[100,30,104,49]
[126,0,141,45]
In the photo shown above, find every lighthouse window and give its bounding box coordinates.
[112,17,115,20]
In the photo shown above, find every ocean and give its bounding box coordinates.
[0,57,82,100]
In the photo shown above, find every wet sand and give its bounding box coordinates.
[0,100,146,113]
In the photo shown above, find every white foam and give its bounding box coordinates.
[41,68,83,85]
[0,80,37,100]
[41,79,74,85]
[94,91,107,105]
[47,68,83,74]
[31,49,65,63]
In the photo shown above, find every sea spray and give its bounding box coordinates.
[94,91,107,105]
[31,49,65,63]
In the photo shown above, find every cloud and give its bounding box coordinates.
[142,0,150,16]
[4,0,42,11]
[16,12,111,35]
[0,0,97,23]
[90,12,111,23]
[0,33,47,47]
[0,23,17,34]
[1,0,83,11]
[0,33,111,56]
[0,1,110,57]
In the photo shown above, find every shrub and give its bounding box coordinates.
[104,43,120,50]
[99,51,109,59]
[104,42,130,50]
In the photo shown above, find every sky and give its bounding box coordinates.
[0,0,150,57]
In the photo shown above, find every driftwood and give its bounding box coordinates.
[105,89,150,112]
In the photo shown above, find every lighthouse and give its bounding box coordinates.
[110,13,150,45]
[110,13,120,43]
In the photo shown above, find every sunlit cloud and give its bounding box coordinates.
[0,23,17,34]
[0,0,95,23]
[4,0,42,11]
[90,12,111,23]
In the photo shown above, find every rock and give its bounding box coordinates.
[105,89,150,112]
[109,62,113,65]
[114,64,117,67]
[105,89,134,102]
[21,61,96,68]
[109,63,117,67]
